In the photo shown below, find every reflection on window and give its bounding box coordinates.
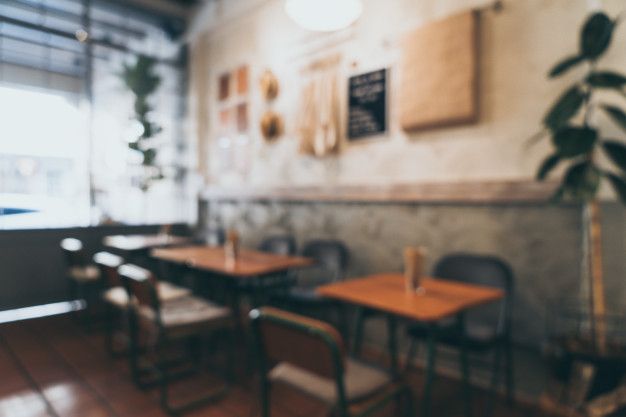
[0,85,90,229]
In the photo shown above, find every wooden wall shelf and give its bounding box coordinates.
[200,180,560,204]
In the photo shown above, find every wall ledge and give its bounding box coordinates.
[199,180,560,204]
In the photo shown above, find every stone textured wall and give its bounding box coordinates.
[203,200,600,348]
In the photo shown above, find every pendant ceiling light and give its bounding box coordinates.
[285,0,363,32]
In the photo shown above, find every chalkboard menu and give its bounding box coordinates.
[348,69,387,140]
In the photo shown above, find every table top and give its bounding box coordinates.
[151,245,314,278]
[317,273,504,322]
[104,234,192,252]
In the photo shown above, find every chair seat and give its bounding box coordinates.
[103,282,191,308]
[69,265,100,282]
[407,321,499,351]
[138,295,232,338]
[269,358,391,404]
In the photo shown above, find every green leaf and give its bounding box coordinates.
[580,12,614,59]
[143,148,157,166]
[563,161,601,200]
[549,55,585,78]
[586,71,626,88]
[537,154,561,180]
[605,173,626,204]
[603,140,626,171]
[602,105,626,133]
[552,126,597,157]
[543,86,586,131]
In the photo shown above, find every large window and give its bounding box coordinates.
[0,85,89,229]
[0,0,189,229]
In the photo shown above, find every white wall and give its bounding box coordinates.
[188,0,626,188]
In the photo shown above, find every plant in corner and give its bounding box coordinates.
[536,9,626,408]
[120,54,165,192]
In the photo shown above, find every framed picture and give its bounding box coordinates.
[348,68,387,140]
[218,72,230,101]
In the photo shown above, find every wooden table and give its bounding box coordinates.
[152,245,314,308]
[318,273,503,417]
[104,234,192,253]
[151,245,313,278]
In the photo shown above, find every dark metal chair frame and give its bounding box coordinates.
[250,307,414,417]
[273,239,351,336]
[119,264,234,415]
[61,237,99,328]
[404,253,515,416]
[93,251,126,356]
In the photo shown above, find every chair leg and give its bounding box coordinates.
[128,312,142,385]
[82,282,93,332]
[504,339,515,405]
[484,345,503,417]
[404,386,415,417]
[158,335,230,415]
[336,304,350,342]
[104,303,115,355]
[260,376,271,417]
[404,338,418,373]
[69,279,80,324]
[460,345,472,417]
[422,329,437,417]
[225,327,237,383]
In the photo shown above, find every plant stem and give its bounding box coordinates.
[586,200,607,354]
[581,62,607,354]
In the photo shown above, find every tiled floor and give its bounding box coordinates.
[0,315,545,417]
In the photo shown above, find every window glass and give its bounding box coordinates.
[0,84,90,229]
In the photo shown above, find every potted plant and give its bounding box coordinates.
[120,54,165,192]
[536,9,626,413]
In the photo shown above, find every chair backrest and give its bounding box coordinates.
[302,239,350,283]
[249,307,346,380]
[93,252,124,289]
[433,253,514,337]
[258,235,297,256]
[60,238,87,267]
[118,264,160,313]
[195,227,225,246]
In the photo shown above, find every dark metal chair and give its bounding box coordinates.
[93,251,126,354]
[284,239,350,303]
[194,227,225,246]
[404,253,515,413]
[258,235,297,256]
[250,307,414,417]
[271,239,350,336]
[61,238,100,326]
[94,251,191,356]
[119,263,234,415]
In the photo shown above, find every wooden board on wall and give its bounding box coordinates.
[200,180,560,204]
[400,10,480,132]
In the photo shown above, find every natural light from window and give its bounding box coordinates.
[0,85,90,229]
